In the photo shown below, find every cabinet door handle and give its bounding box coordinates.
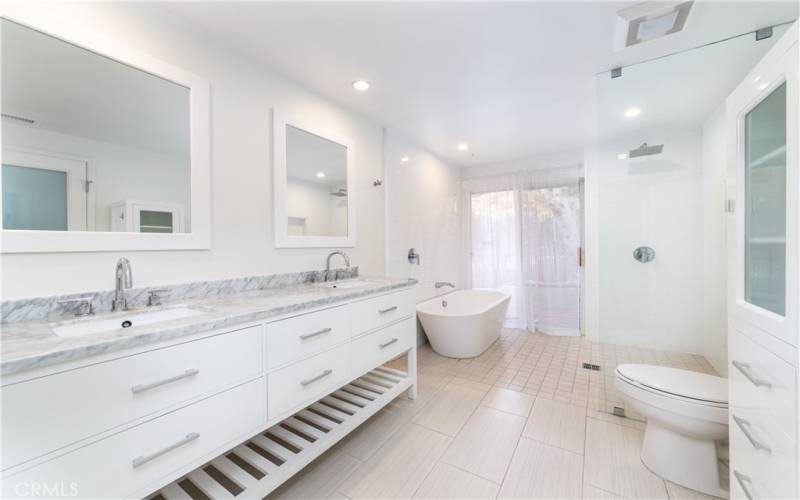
[132,432,200,468]
[732,360,772,388]
[380,338,399,349]
[299,327,332,340]
[732,415,771,453]
[131,368,199,394]
[733,470,755,500]
[379,306,398,314]
[301,369,333,387]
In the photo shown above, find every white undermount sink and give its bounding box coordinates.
[51,307,205,338]
[317,279,372,290]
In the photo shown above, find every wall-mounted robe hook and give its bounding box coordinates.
[373,179,383,187]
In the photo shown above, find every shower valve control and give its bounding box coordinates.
[408,248,420,265]
[633,246,656,264]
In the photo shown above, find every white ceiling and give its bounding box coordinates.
[158,1,797,167]
[597,23,791,142]
[1,18,189,158]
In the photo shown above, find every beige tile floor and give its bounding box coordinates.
[267,330,724,500]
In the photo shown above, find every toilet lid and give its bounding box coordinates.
[616,364,728,404]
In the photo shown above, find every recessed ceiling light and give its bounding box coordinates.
[617,153,629,160]
[400,156,410,163]
[457,143,469,151]
[352,80,370,91]
[757,83,768,91]
[316,172,326,178]
[624,107,641,118]
[753,76,762,83]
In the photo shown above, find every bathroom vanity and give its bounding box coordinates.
[1,277,417,499]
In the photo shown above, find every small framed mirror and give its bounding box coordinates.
[273,110,355,247]
[0,14,210,252]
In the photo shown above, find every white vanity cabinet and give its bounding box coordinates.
[1,285,417,499]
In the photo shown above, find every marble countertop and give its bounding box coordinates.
[1,277,416,377]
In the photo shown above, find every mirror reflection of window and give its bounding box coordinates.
[284,125,348,238]
[0,19,191,233]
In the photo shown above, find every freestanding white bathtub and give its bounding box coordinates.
[417,289,511,358]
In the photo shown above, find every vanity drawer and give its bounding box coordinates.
[352,317,414,377]
[1,378,266,500]
[730,406,797,500]
[350,288,414,336]
[266,305,350,369]
[267,343,351,419]
[729,328,796,434]
[2,325,262,470]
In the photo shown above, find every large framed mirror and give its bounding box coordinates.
[0,10,210,252]
[273,110,355,248]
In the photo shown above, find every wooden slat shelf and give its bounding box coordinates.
[151,368,411,499]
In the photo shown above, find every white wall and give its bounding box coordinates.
[385,132,461,302]
[701,105,728,375]
[3,123,191,232]
[596,125,708,354]
[0,2,386,300]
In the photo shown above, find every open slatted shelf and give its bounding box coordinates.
[149,367,411,500]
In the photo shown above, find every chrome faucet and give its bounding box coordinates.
[325,250,350,281]
[112,258,133,312]
[435,281,455,289]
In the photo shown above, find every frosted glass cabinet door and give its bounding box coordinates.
[2,164,68,231]
[744,83,787,316]
[727,25,797,347]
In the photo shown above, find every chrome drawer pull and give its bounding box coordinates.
[131,368,199,394]
[732,360,772,388]
[733,470,755,500]
[299,327,332,340]
[733,415,771,453]
[380,338,399,349]
[378,306,398,314]
[132,432,199,468]
[301,369,333,387]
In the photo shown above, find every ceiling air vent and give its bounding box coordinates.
[614,1,694,50]
[1,113,36,125]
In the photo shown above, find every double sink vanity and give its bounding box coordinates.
[0,8,416,499]
[1,267,418,499]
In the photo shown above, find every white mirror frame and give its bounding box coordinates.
[0,7,210,253]
[273,109,356,248]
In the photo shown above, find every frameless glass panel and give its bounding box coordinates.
[2,164,67,230]
[744,82,787,316]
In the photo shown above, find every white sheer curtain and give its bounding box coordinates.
[461,166,583,334]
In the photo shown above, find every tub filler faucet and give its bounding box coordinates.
[435,282,455,289]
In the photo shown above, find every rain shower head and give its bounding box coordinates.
[629,142,664,158]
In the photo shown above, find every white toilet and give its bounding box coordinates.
[614,364,729,498]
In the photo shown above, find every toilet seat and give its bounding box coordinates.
[616,364,728,407]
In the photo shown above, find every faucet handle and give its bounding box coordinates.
[147,289,170,307]
[58,296,94,317]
